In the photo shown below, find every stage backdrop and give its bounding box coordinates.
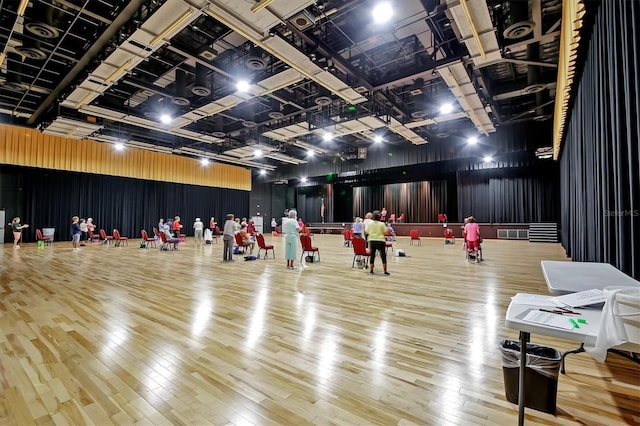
[1,166,249,242]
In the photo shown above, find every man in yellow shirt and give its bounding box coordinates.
[364,210,390,275]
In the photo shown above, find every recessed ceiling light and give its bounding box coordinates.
[372,2,393,24]
[200,158,209,165]
[160,114,172,124]
[323,132,333,142]
[114,143,124,151]
[467,136,478,145]
[307,149,315,157]
[440,103,454,114]
[374,135,383,143]
[254,149,262,157]
[259,169,266,175]
[484,155,493,162]
[236,80,250,92]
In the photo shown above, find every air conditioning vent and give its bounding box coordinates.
[289,10,316,31]
[198,47,218,62]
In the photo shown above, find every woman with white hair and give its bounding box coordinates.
[284,209,301,269]
[193,217,204,248]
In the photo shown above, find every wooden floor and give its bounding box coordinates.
[1,235,638,425]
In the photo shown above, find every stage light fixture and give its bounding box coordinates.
[467,136,478,145]
[372,2,393,24]
[200,158,209,166]
[483,155,493,162]
[236,80,251,92]
[440,103,454,114]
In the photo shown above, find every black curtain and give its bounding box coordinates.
[560,0,639,278]
[457,166,559,223]
[5,166,249,241]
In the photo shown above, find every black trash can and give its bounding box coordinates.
[499,339,562,414]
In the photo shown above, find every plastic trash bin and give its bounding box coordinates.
[42,228,55,242]
[499,339,561,414]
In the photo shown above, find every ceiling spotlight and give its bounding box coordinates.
[114,143,125,151]
[254,149,263,157]
[236,80,251,92]
[307,149,315,157]
[373,135,383,144]
[301,177,307,183]
[160,113,172,124]
[372,2,393,24]
[467,136,478,145]
[259,169,266,175]
[323,132,333,142]
[439,103,454,114]
[200,158,209,166]
[484,155,493,162]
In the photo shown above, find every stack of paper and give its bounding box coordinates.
[552,289,605,308]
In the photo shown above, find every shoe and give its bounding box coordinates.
[370,270,374,274]
[14,246,20,249]
[73,248,81,252]
[384,272,390,275]
[80,244,86,247]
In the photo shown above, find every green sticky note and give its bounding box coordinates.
[577,318,587,324]
[569,318,579,328]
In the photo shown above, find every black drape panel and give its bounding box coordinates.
[560,0,639,278]
[353,181,448,222]
[11,167,249,241]
[457,166,559,223]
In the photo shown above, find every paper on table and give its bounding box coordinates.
[553,289,605,308]
[511,293,557,307]
[522,310,575,330]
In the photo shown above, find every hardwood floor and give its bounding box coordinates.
[1,236,638,425]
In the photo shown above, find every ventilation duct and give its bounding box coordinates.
[269,99,284,119]
[211,115,225,138]
[15,37,47,60]
[4,52,26,91]
[245,45,267,71]
[289,9,316,31]
[25,5,60,39]
[172,69,190,106]
[534,90,551,121]
[523,42,545,94]
[191,63,211,96]
[503,1,534,39]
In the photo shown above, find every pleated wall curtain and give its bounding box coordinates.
[560,0,639,278]
[353,181,448,223]
[12,167,249,241]
[457,168,559,223]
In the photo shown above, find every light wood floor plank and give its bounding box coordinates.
[1,236,638,425]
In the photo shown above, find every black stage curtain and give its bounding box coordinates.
[10,167,248,241]
[457,167,559,223]
[560,1,639,278]
[352,181,448,223]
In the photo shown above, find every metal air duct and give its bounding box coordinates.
[503,1,535,39]
[245,45,267,71]
[523,42,545,94]
[172,69,190,106]
[191,63,211,97]
[25,4,60,39]
[533,90,551,121]
[4,52,26,91]
[15,37,47,60]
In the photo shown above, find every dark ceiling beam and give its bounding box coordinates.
[27,0,147,125]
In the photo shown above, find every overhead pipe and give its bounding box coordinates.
[524,42,545,94]
[5,52,25,91]
[192,62,211,96]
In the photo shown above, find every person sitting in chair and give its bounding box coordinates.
[163,224,180,250]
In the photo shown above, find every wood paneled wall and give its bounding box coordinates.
[0,124,251,190]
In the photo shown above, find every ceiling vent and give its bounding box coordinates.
[245,45,267,70]
[354,85,368,94]
[268,99,284,119]
[289,9,316,31]
[197,46,218,62]
[314,96,332,106]
[172,69,190,106]
[3,53,27,91]
[192,63,211,97]
[503,1,535,39]
[25,5,60,39]
[15,38,46,60]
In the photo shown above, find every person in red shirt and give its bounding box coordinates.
[172,216,183,239]
[463,216,481,262]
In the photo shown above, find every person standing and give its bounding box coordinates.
[209,217,217,232]
[365,210,389,275]
[193,217,204,248]
[11,217,28,249]
[463,216,481,262]
[79,218,88,246]
[271,217,277,232]
[222,214,236,262]
[284,209,301,269]
[71,216,82,252]
[172,216,183,239]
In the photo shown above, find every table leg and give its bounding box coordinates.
[518,331,530,426]
[561,343,585,374]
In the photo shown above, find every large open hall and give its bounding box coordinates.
[1,0,638,425]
